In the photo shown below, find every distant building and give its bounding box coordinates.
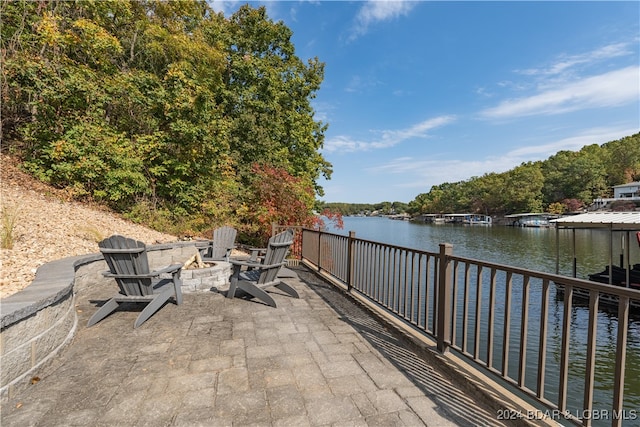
[613,181,640,198]
[592,181,640,210]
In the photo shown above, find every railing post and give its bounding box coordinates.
[317,229,322,272]
[437,243,453,353]
[347,231,355,292]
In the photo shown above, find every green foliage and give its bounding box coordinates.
[602,134,640,184]
[320,201,408,216]
[547,202,565,215]
[408,133,639,216]
[2,1,330,239]
[541,145,608,206]
[219,5,331,186]
[503,162,544,213]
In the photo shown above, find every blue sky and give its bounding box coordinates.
[212,1,640,204]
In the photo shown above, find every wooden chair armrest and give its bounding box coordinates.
[104,272,158,279]
[270,241,293,248]
[249,247,266,257]
[229,260,287,270]
[257,261,287,270]
[102,264,182,279]
[229,259,262,269]
[153,264,183,275]
[248,241,291,255]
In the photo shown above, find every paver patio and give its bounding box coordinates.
[0,266,509,426]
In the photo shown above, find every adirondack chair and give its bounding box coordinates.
[198,226,237,262]
[227,229,299,307]
[247,229,297,278]
[88,235,183,328]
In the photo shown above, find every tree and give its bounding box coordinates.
[407,193,429,215]
[219,5,331,192]
[502,162,544,213]
[542,146,607,206]
[1,1,332,238]
[602,134,640,185]
[240,163,316,244]
[392,201,408,213]
[547,202,565,215]
[466,173,506,215]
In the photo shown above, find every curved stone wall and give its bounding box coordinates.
[0,241,228,401]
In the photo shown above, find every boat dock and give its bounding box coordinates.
[505,213,557,227]
[416,213,492,225]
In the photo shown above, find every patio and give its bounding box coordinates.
[0,265,512,426]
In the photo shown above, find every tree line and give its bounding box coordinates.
[407,134,640,216]
[321,134,639,217]
[1,1,331,243]
[318,201,409,216]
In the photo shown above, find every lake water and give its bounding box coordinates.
[325,216,640,425]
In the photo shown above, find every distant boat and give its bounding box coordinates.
[551,212,640,310]
[417,214,445,224]
[388,213,411,221]
[505,212,557,227]
[588,264,640,288]
[442,213,491,225]
[463,214,492,225]
[588,232,640,289]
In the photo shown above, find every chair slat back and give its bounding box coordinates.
[99,235,152,296]
[210,226,237,260]
[258,229,293,284]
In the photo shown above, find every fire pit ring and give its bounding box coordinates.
[180,261,231,293]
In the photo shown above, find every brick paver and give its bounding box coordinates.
[0,266,507,426]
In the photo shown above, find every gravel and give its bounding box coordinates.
[1,156,178,299]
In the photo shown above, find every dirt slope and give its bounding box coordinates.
[0,155,177,299]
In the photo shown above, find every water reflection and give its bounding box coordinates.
[327,217,640,425]
[329,217,639,277]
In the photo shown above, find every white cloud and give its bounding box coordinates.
[323,115,456,153]
[380,116,455,142]
[350,1,418,40]
[505,126,639,158]
[518,42,634,77]
[369,126,638,191]
[481,40,639,120]
[480,66,639,119]
[371,156,507,178]
[369,157,509,191]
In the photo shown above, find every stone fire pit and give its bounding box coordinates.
[180,260,231,293]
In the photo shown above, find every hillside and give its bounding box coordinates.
[0,155,178,299]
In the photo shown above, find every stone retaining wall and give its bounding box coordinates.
[0,241,229,401]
